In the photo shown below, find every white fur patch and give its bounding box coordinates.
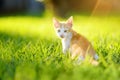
[62,33,72,54]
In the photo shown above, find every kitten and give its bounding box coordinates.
[53,16,99,65]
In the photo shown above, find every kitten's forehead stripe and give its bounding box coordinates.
[59,22,66,28]
[55,22,70,31]
[61,24,64,28]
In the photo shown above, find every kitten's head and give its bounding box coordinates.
[53,16,73,39]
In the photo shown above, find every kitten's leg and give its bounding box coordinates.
[71,52,84,61]
[78,56,85,61]
[62,45,69,54]
[74,56,84,65]
[63,48,67,54]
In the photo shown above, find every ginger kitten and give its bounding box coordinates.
[53,16,99,65]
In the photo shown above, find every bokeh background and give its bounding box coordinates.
[0,0,120,17]
[0,0,120,80]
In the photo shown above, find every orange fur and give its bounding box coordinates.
[70,29,96,59]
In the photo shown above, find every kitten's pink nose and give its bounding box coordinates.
[60,35,64,38]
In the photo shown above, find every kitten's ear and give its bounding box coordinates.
[53,17,60,28]
[66,16,73,27]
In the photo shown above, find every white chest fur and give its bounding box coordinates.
[62,33,72,54]
[62,39,70,53]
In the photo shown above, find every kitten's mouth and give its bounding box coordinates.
[60,35,64,38]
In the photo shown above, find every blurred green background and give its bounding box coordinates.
[0,0,120,80]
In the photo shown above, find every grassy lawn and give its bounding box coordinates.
[0,14,120,80]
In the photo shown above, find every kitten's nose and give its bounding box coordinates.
[60,35,64,38]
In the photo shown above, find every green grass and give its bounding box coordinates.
[0,14,120,80]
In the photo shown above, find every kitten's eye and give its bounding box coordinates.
[58,30,60,32]
[64,30,67,32]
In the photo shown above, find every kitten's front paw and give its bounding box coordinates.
[63,49,67,54]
